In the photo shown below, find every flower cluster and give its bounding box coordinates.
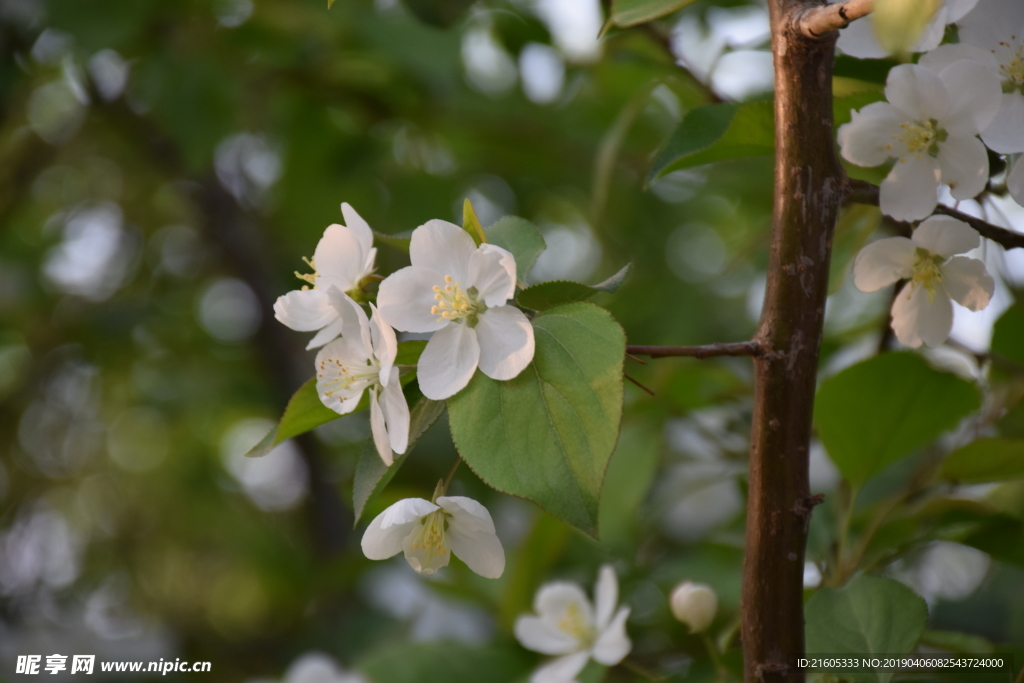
[274,204,540,580]
[837,0,1021,348]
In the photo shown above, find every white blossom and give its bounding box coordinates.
[377,219,534,400]
[957,0,1024,153]
[853,216,994,348]
[274,203,377,349]
[1009,156,1024,206]
[838,62,1001,221]
[514,565,631,683]
[361,495,505,578]
[282,652,367,683]
[669,581,718,633]
[315,292,408,466]
[836,0,978,59]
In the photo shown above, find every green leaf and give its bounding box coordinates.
[991,303,1024,367]
[374,229,412,253]
[358,642,531,683]
[462,198,486,246]
[327,0,335,7]
[814,353,981,487]
[610,0,698,28]
[395,339,427,366]
[247,341,426,459]
[649,101,774,180]
[941,438,1024,484]
[919,629,995,655]
[805,575,928,683]
[649,93,884,180]
[400,0,476,28]
[485,216,546,282]
[517,264,631,311]
[598,420,662,550]
[352,395,446,525]
[448,302,626,536]
[245,378,340,458]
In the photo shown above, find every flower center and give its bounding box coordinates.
[431,275,487,326]
[910,247,944,301]
[410,510,450,562]
[318,356,380,398]
[891,119,945,159]
[556,602,595,645]
[997,38,1024,93]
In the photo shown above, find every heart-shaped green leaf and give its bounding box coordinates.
[448,302,625,536]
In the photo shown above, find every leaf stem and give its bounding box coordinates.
[441,457,461,496]
[703,632,729,682]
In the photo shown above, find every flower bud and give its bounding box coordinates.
[670,581,717,633]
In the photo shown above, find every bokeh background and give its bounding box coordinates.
[1,0,1023,681]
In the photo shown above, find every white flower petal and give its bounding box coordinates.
[880,155,941,221]
[472,243,517,304]
[941,256,994,311]
[314,224,367,293]
[909,5,950,53]
[316,337,373,413]
[416,323,480,400]
[530,652,590,683]
[437,496,498,533]
[1010,157,1024,205]
[592,565,618,632]
[938,60,1002,135]
[369,389,393,466]
[445,516,505,578]
[377,266,449,333]
[380,374,410,454]
[361,498,436,560]
[981,94,1024,154]
[912,216,979,257]
[891,281,954,348]
[341,202,374,255]
[409,219,477,284]
[306,317,345,350]
[937,135,989,200]
[514,615,582,655]
[852,236,916,292]
[836,16,888,59]
[944,0,979,22]
[591,606,631,666]
[918,43,999,74]
[274,289,337,332]
[885,64,949,121]
[326,287,372,354]
[959,0,1024,50]
[534,582,594,625]
[837,102,905,167]
[474,306,535,381]
[369,303,398,384]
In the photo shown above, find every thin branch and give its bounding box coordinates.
[624,373,656,395]
[627,341,764,359]
[846,179,1024,250]
[797,0,874,38]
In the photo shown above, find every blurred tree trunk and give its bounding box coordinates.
[742,1,844,680]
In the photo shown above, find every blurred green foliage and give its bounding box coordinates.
[1,0,1023,682]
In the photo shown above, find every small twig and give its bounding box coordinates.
[625,352,648,365]
[624,373,656,396]
[441,457,461,495]
[846,180,1024,250]
[797,0,874,38]
[627,341,764,359]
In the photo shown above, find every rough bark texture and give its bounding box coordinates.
[742,3,843,681]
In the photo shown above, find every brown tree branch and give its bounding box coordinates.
[847,179,1024,250]
[626,342,764,359]
[742,0,845,679]
[797,0,874,37]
